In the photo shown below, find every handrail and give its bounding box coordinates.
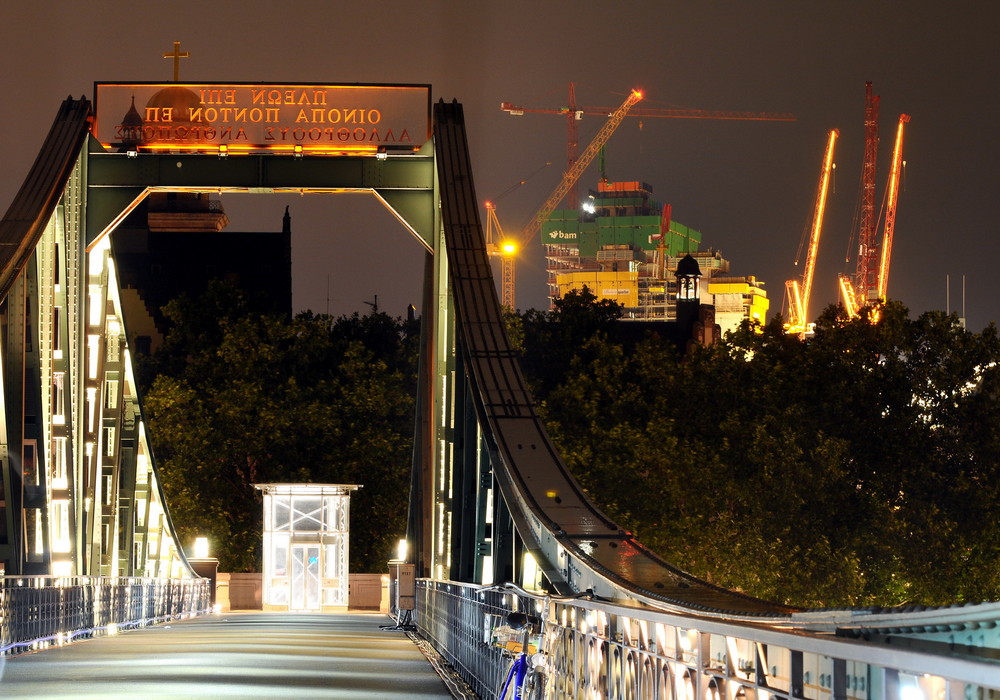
[0,575,210,656]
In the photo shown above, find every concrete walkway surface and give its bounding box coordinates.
[0,611,456,699]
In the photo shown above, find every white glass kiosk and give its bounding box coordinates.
[254,483,360,612]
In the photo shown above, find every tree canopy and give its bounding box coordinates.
[140,282,417,572]
[528,299,1000,607]
[139,280,1000,607]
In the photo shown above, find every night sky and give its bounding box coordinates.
[2,2,997,331]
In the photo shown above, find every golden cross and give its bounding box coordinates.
[163,41,189,82]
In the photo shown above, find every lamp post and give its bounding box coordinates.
[188,537,219,608]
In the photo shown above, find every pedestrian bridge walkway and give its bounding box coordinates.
[0,612,455,699]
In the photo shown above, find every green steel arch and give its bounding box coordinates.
[0,94,471,581]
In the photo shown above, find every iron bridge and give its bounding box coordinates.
[0,91,997,698]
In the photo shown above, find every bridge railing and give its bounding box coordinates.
[0,575,211,656]
[414,579,535,699]
[414,579,1000,700]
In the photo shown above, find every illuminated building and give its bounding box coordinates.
[543,180,768,329]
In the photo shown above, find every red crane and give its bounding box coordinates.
[501,82,797,210]
[839,84,910,316]
[858,82,881,304]
[518,89,644,246]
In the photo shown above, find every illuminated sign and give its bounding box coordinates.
[94,83,431,155]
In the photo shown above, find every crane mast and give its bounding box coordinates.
[484,201,517,309]
[519,89,643,245]
[857,82,881,304]
[876,114,910,301]
[564,82,581,211]
[786,128,839,337]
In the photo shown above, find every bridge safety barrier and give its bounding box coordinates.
[412,579,1000,700]
[0,576,211,656]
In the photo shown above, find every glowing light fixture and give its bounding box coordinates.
[193,537,209,559]
[501,240,518,256]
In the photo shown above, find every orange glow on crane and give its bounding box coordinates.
[519,88,643,246]
[785,128,838,337]
[838,274,860,318]
[500,83,794,211]
[485,201,516,309]
[876,114,909,302]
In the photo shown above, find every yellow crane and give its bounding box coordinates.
[484,201,518,309]
[876,114,910,302]
[785,128,839,337]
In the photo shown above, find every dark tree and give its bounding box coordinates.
[530,299,1000,607]
[142,286,417,573]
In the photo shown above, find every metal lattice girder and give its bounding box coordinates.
[86,144,437,249]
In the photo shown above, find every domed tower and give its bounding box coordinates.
[142,85,228,232]
[144,85,202,127]
[675,253,701,303]
[674,254,720,352]
[117,95,143,152]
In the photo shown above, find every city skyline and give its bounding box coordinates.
[1,1,997,330]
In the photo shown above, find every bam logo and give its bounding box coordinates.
[546,231,578,240]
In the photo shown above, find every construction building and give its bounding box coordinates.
[542,180,768,334]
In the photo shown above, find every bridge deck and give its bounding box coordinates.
[0,612,455,699]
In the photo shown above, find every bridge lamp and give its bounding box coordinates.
[193,536,210,559]
[396,538,408,562]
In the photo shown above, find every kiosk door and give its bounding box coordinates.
[290,544,321,610]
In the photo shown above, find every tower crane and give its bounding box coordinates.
[857,82,882,305]
[484,201,518,309]
[518,89,644,246]
[839,82,880,314]
[486,90,641,309]
[501,82,797,210]
[482,162,552,311]
[785,128,839,337]
[838,83,910,317]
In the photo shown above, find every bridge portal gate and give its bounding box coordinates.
[0,86,501,585]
